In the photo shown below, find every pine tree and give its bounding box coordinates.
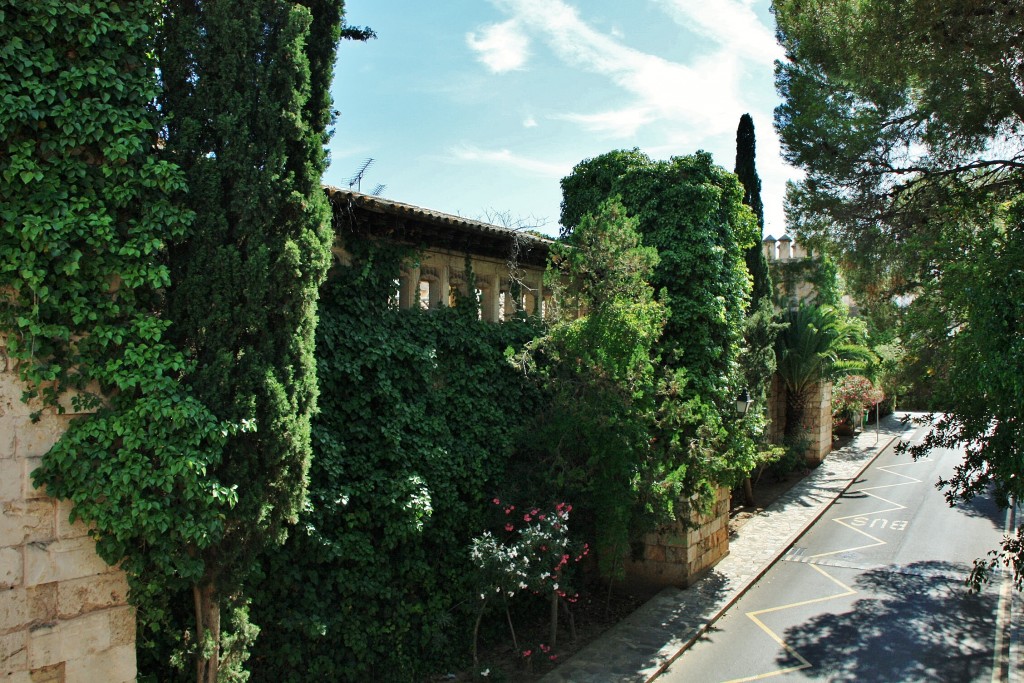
[157,2,345,680]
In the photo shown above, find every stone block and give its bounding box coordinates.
[1,457,21,501]
[0,373,36,420]
[1,546,23,589]
[65,644,136,683]
[107,606,135,647]
[27,582,58,625]
[28,663,64,683]
[23,538,110,587]
[22,457,48,500]
[1,629,28,672]
[28,610,112,669]
[0,420,15,459]
[54,501,90,541]
[658,532,687,548]
[0,500,56,546]
[57,573,128,621]
[13,414,71,462]
[643,544,666,563]
[686,544,699,564]
[0,587,29,633]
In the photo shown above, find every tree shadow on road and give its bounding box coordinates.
[778,560,997,681]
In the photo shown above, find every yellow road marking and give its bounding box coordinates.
[725,458,929,682]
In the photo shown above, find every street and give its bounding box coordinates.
[655,421,1015,682]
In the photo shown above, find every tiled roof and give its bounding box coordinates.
[325,187,554,260]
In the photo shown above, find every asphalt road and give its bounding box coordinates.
[655,421,1015,682]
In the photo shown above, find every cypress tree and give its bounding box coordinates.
[157,2,344,680]
[734,114,780,506]
[734,113,773,306]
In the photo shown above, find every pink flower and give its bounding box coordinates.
[522,650,532,658]
[538,514,546,521]
[505,523,514,532]
[523,514,532,522]
[492,497,501,505]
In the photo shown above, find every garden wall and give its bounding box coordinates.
[624,485,731,587]
[0,359,135,683]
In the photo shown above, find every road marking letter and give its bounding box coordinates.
[848,517,908,530]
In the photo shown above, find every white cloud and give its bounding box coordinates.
[490,0,745,135]
[466,20,530,73]
[448,144,567,176]
[654,0,784,65]
[553,107,655,137]
[523,115,538,128]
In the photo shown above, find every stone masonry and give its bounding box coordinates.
[625,486,731,588]
[1,356,136,682]
[768,374,833,466]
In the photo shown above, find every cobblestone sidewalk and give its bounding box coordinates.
[540,414,912,683]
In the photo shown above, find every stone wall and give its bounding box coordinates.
[624,486,731,588]
[803,380,832,466]
[767,374,832,466]
[1,361,136,682]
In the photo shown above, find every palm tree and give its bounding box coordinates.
[775,304,874,438]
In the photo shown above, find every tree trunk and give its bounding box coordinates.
[194,581,220,683]
[784,386,809,440]
[743,476,756,507]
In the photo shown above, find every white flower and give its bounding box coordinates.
[481,669,490,677]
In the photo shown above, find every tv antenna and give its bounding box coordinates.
[371,183,387,197]
[348,158,374,191]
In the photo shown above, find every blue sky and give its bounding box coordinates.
[325,0,793,237]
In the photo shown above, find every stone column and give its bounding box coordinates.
[438,265,451,308]
[500,278,515,320]
[398,266,420,310]
[533,276,543,317]
[481,277,500,322]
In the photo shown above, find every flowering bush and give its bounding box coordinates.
[470,500,588,601]
[832,374,884,421]
[469,500,589,669]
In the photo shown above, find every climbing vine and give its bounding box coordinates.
[250,240,545,680]
[0,0,234,657]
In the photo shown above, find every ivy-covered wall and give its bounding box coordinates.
[250,242,544,680]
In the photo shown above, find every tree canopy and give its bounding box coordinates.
[774,0,1024,584]
[559,150,766,528]
[774,0,1023,291]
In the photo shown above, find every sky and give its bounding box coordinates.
[325,0,794,238]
